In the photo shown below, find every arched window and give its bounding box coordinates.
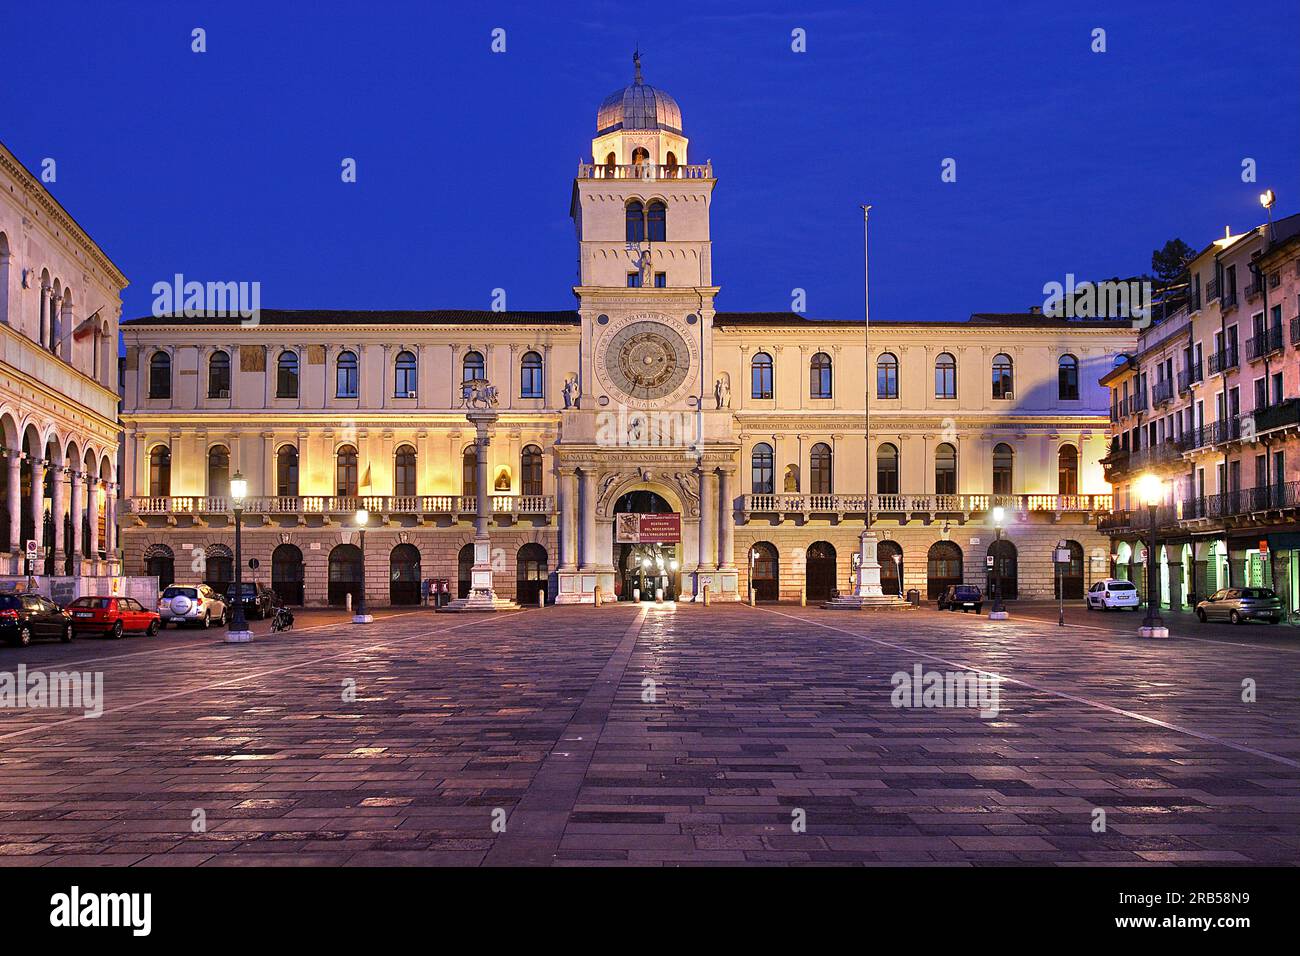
[809,352,832,399]
[751,443,774,494]
[1058,354,1080,400]
[394,350,417,397]
[664,151,679,176]
[520,351,543,398]
[463,350,485,382]
[993,442,1014,495]
[935,352,956,399]
[207,445,230,497]
[991,353,1013,400]
[647,200,666,242]
[604,152,616,177]
[336,350,358,398]
[276,445,299,497]
[809,442,832,494]
[207,350,231,398]
[149,352,171,399]
[877,353,898,399]
[277,351,299,398]
[935,442,957,495]
[625,200,645,243]
[462,445,478,498]
[521,445,543,496]
[631,146,650,167]
[394,444,417,497]
[877,443,900,495]
[148,446,171,497]
[751,352,773,399]
[0,231,10,327]
[335,444,358,497]
[1058,444,1079,495]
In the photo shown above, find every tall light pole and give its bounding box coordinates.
[988,505,1009,620]
[1136,473,1169,638]
[353,508,372,623]
[226,472,252,643]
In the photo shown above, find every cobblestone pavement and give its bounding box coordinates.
[0,603,1296,866]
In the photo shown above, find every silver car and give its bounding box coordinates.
[158,584,228,628]
[1195,587,1282,625]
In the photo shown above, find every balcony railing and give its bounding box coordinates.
[1207,345,1239,374]
[740,492,1111,519]
[1188,289,1201,311]
[1181,417,1244,450]
[1206,278,1220,301]
[1252,397,1300,435]
[1221,289,1238,310]
[1177,361,1203,392]
[1181,481,1300,521]
[1246,325,1285,361]
[1152,379,1175,406]
[1245,278,1264,300]
[577,162,713,180]
[126,494,555,518]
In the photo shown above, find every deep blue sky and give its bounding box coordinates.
[4,0,1298,322]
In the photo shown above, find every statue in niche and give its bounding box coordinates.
[784,464,800,492]
[714,374,731,409]
[562,376,579,409]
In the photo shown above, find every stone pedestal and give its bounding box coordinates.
[824,529,909,610]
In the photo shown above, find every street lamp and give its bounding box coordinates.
[353,508,372,623]
[1136,473,1169,637]
[226,472,252,643]
[989,505,1009,619]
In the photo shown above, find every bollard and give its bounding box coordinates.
[632,587,639,603]
[594,585,603,607]
[537,589,545,609]
[703,585,710,607]
[800,586,806,608]
[655,587,663,603]
[345,592,352,614]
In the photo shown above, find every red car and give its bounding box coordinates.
[66,596,162,638]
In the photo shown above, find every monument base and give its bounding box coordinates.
[822,593,912,610]
[555,569,617,605]
[1138,625,1170,638]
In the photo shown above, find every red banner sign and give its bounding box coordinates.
[615,513,681,543]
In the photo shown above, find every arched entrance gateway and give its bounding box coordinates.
[612,491,680,601]
[389,544,421,605]
[805,541,837,602]
[927,541,963,599]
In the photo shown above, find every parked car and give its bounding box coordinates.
[1084,579,1141,611]
[937,584,983,613]
[1196,588,1281,625]
[67,596,162,638]
[0,593,73,646]
[158,584,228,628]
[225,583,280,620]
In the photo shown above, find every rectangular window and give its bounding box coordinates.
[627,273,642,288]
[1255,377,1267,410]
[654,272,667,288]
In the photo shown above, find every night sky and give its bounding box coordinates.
[5,0,1298,322]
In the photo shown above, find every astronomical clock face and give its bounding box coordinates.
[595,314,696,407]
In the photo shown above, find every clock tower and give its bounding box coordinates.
[556,53,739,605]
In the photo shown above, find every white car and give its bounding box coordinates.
[158,584,228,628]
[1084,579,1141,611]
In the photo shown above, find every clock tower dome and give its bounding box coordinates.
[569,51,719,409]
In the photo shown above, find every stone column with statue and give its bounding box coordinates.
[440,378,519,612]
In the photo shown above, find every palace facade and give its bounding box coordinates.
[0,140,125,589]
[119,61,1136,607]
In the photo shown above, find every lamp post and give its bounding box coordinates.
[989,505,1009,619]
[353,508,372,623]
[892,553,903,598]
[226,472,252,643]
[1136,473,1169,638]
